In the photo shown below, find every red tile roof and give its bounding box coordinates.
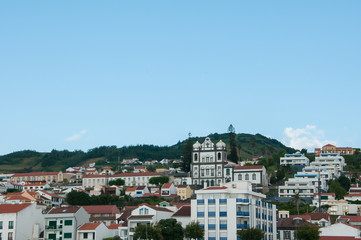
[112,172,162,177]
[339,215,361,223]
[38,191,63,199]
[308,213,330,221]
[12,172,59,177]
[172,205,191,217]
[126,187,137,192]
[162,183,173,189]
[83,175,108,179]
[138,203,173,212]
[234,165,264,170]
[128,215,154,219]
[0,203,31,213]
[107,224,121,230]
[319,237,357,240]
[48,206,81,214]
[78,222,101,230]
[345,193,361,197]
[83,205,120,215]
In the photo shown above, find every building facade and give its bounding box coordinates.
[191,181,277,240]
[191,137,228,187]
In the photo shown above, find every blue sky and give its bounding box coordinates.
[1,1,361,155]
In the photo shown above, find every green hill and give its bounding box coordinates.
[0,133,296,173]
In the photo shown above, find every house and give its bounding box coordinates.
[327,200,361,215]
[315,144,358,156]
[232,165,269,186]
[349,184,361,194]
[160,159,170,164]
[14,181,50,192]
[337,215,361,228]
[99,167,115,176]
[320,222,361,239]
[37,190,64,206]
[277,217,318,240]
[125,187,137,197]
[1,191,37,204]
[83,205,120,225]
[44,206,90,240]
[82,175,109,188]
[134,186,150,198]
[77,222,113,240]
[161,183,177,196]
[312,193,336,207]
[345,193,361,201]
[133,166,147,173]
[171,205,191,227]
[10,171,63,184]
[127,203,174,240]
[0,203,44,240]
[191,181,277,240]
[109,172,163,186]
[107,224,122,238]
[176,185,193,200]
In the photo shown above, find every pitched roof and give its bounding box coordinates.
[277,218,318,229]
[78,222,101,230]
[172,205,191,217]
[234,165,264,170]
[38,191,64,199]
[83,205,120,215]
[126,187,137,192]
[203,186,228,190]
[162,183,173,189]
[107,224,122,230]
[339,215,361,223]
[83,175,108,179]
[112,172,162,177]
[0,203,31,213]
[308,213,330,221]
[138,203,173,212]
[345,193,361,197]
[12,172,59,177]
[128,215,154,219]
[48,206,81,214]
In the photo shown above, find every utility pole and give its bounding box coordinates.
[318,167,321,213]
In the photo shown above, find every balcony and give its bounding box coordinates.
[236,198,250,203]
[219,199,227,204]
[208,211,216,217]
[208,224,216,230]
[197,212,204,217]
[219,211,227,217]
[219,224,227,230]
[197,199,204,204]
[237,211,250,216]
[45,225,62,230]
[220,238,227,240]
[208,238,216,240]
[237,224,249,229]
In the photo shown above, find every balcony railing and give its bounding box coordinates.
[219,224,227,229]
[236,211,250,216]
[219,211,227,217]
[208,224,216,230]
[237,224,249,229]
[208,211,216,217]
[197,212,204,217]
[45,225,62,230]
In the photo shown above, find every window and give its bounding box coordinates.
[218,152,221,160]
[226,169,230,175]
[64,220,72,226]
[0,221,2,229]
[84,233,88,239]
[8,233,13,240]
[252,174,256,180]
[64,233,72,238]
[194,154,198,161]
[245,174,249,180]
[238,174,242,180]
[9,221,14,229]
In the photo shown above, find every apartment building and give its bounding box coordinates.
[310,153,346,178]
[109,172,162,186]
[315,144,358,156]
[191,181,277,240]
[278,178,316,199]
[280,153,310,168]
[44,206,90,240]
[232,165,268,186]
[11,171,63,184]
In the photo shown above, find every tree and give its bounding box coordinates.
[237,228,264,240]
[65,190,91,205]
[184,221,204,240]
[108,178,125,186]
[149,176,169,185]
[328,180,347,199]
[228,124,238,163]
[338,175,351,192]
[276,168,285,181]
[133,223,163,240]
[300,148,307,154]
[157,219,184,240]
[295,225,320,240]
[182,132,193,172]
[291,192,304,215]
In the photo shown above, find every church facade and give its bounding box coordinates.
[191,137,228,187]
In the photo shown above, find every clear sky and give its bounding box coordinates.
[1,1,361,155]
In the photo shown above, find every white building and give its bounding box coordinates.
[0,203,44,240]
[293,172,328,191]
[344,193,361,201]
[312,193,336,207]
[232,165,268,186]
[280,153,310,167]
[109,172,163,186]
[191,137,228,187]
[44,206,90,240]
[171,205,191,227]
[320,222,361,239]
[77,222,113,240]
[279,178,316,199]
[127,203,174,240]
[82,175,109,188]
[191,181,277,240]
[310,153,346,178]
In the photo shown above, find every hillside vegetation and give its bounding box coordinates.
[0,133,296,173]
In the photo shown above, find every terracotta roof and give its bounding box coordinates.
[345,193,361,197]
[107,224,121,230]
[138,203,173,212]
[136,186,147,190]
[339,215,361,223]
[162,183,173,189]
[83,205,120,215]
[83,175,108,179]
[176,185,188,188]
[38,191,63,199]
[12,172,59,177]
[128,215,154,219]
[126,187,137,192]
[277,218,318,229]
[78,222,101,230]
[0,203,31,213]
[203,186,228,190]
[48,206,81,214]
[289,215,309,221]
[234,165,264,170]
[172,205,191,217]
[112,172,162,177]
[6,195,33,201]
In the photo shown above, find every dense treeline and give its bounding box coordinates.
[0,132,296,172]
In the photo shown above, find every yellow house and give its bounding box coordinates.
[176,185,193,200]
[155,168,168,173]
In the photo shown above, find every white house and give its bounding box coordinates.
[44,206,90,240]
[191,181,277,240]
[171,205,191,227]
[0,203,44,240]
[232,165,268,186]
[77,222,113,240]
[82,175,109,188]
[345,193,361,202]
[161,183,177,196]
[320,222,361,239]
[37,190,64,206]
[312,193,336,207]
